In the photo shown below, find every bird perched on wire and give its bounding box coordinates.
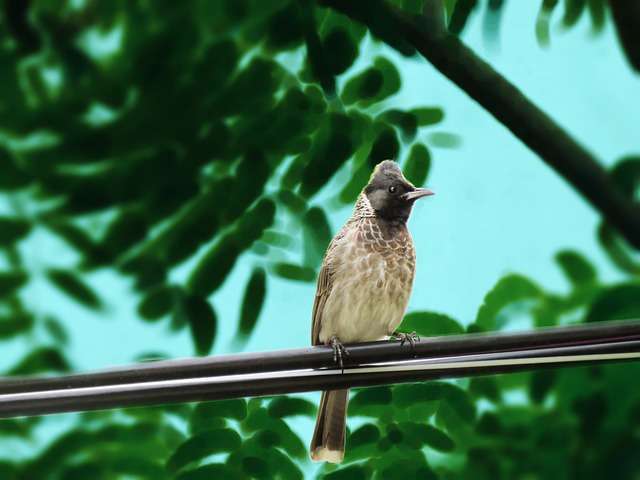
[310,159,434,463]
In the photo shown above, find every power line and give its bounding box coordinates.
[1,320,639,418]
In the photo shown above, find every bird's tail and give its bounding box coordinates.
[310,389,349,463]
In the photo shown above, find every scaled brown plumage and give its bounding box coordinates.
[310,160,434,463]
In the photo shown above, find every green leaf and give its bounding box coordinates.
[270,263,316,282]
[449,0,478,35]
[384,423,404,445]
[379,109,418,141]
[347,423,381,450]
[587,0,605,32]
[529,369,557,404]
[176,464,244,480]
[302,207,332,267]
[427,131,462,148]
[251,241,269,255]
[277,189,307,214]
[45,220,103,265]
[303,12,336,94]
[281,155,308,191]
[267,397,315,418]
[440,383,476,422]
[188,199,275,297]
[142,186,222,267]
[350,386,393,416]
[536,0,560,47]
[43,317,68,345]
[224,151,271,221]
[166,428,241,473]
[242,408,306,459]
[342,57,401,107]
[241,456,270,478]
[469,377,501,403]
[138,284,177,321]
[238,267,266,338]
[323,27,359,75]
[400,311,463,336]
[585,283,640,323]
[339,160,371,204]
[60,462,105,479]
[403,144,431,187]
[9,347,71,375]
[100,208,149,258]
[0,417,37,439]
[46,269,101,309]
[482,0,506,48]
[475,274,542,330]
[610,157,640,198]
[398,382,475,424]
[475,412,503,436]
[563,0,586,27]
[598,223,640,275]
[380,459,437,480]
[0,271,27,297]
[394,422,425,449]
[420,424,456,452]
[0,217,31,247]
[265,4,304,51]
[191,400,247,433]
[300,113,356,198]
[410,107,445,126]
[555,250,597,287]
[343,68,383,104]
[263,443,304,480]
[187,235,241,297]
[323,465,370,480]
[368,126,400,169]
[393,383,445,406]
[218,58,285,116]
[0,313,34,338]
[261,230,294,249]
[124,255,167,292]
[175,295,217,355]
[0,148,29,190]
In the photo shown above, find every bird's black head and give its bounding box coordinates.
[364,160,434,222]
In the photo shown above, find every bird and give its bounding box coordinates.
[310,159,434,463]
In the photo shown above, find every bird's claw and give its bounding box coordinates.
[329,336,349,371]
[391,331,420,351]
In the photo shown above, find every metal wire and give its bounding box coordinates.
[1,319,639,418]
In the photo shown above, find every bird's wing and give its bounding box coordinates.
[311,225,348,346]
[311,262,331,346]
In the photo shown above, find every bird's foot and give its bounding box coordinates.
[329,336,350,371]
[390,331,420,351]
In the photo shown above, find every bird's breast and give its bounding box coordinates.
[318,219,416,344]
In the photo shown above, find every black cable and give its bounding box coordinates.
[0,320,639,418]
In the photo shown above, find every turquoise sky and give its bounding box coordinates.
[1,1,638,464]
[4,2,638,370]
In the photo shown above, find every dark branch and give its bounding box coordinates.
[320,0,640,249]
[1,320,639,418]
[609,0,640,72]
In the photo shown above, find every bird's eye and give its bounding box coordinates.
[388,185,397,194]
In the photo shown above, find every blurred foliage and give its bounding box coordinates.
[0,0,450,358]
[3,250,637,479]
[0,0,638,479]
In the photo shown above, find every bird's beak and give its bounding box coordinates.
[402,187,435,201]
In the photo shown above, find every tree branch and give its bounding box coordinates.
[320,0,640,249]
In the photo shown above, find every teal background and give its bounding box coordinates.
[0,1,638,478]
[3,2,634,369]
